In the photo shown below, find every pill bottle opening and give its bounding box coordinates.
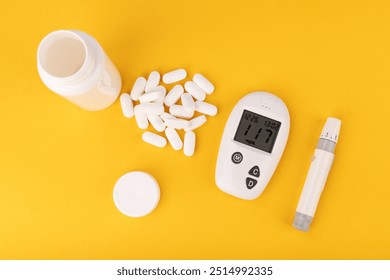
[38,31,87,79]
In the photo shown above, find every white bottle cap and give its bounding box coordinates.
[113,171,160,217]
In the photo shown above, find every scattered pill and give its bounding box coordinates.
[164,85,184,106]
[184,81,206,101]
[142,132,167,148]
[185,115,207,131]
[169,104,194,119]
[193,73,214,94]
[165,127,183,150]
[120,93,134,118]
[164,118,190,130]
[181,93,195,111]
[162,69,187,84]
[134,106,149,129]
[194,101,218,116]
[154,86,167,103]
[156,85,167,95]
[136,103,164,115]
[145,71,160,92]
[146,85,167,95]
[139,90,165,103]
[147,114,166,132]
[183,131,196,156]
[160,112,176,122]
[130,77,146,101]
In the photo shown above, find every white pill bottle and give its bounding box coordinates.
[37,30,121,111]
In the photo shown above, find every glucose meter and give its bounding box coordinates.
[215,92,290,200]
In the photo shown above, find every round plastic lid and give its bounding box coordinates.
[113,171,160,217]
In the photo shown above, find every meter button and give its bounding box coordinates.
[248,166,260,177]
[246,177,258,189]
[231,152,243,164]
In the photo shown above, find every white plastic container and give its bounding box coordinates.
[37,30,122,111]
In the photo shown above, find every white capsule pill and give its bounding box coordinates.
[162,69,187,84]
[120,93,134,118]
[154,85,167,103]
[145,71,160,92]
[185,115,207,132]
[184,81,206,101]
[156,85,167,95]
[146,84,167,94]
[181,93,195,111]
[147,114,166,132]
[169,105,194,119]
[183,131,196,157]
[134,106,149,129]
[164,85,184,106]
[164,118,190,130]
[139,90,165,103]
[194,101,218,116]
[165,127,183,150]
[193,73,214,94]
[136,103,164,115]
[142,132,167,148]
[160,113,177,122]
[130,77,147,101]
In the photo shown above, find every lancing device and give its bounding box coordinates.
[293,117,341,231]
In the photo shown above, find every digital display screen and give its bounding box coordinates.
[233,110,281,153]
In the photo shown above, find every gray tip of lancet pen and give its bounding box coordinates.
[293,212,313,232]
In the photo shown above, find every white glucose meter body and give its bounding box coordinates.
[216,92,290,200]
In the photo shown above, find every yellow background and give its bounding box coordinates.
[0,0,389,259]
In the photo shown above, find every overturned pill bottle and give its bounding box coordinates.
[37,30,121,111]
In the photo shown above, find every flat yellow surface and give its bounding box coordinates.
[0,0,389,259]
